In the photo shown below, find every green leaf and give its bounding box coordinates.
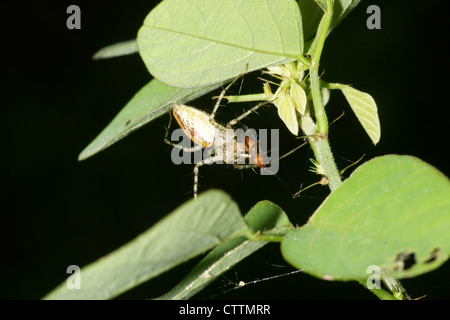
[297,0,326,42]
[92,39,138,60]
[329,0,362,33]
[159,201,292,300]
[137,0,303,87]
[78,78,226,161]
[281,155,450,281]
[274,86,299,136]
[299,0,362,52]
[290,82,307,115]
[44,190,250,300]
[340,85,380,145]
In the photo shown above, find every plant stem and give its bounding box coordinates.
[298,113,341,191]
[309,68,328,135]
[304,1,410,300]
[300,0,341,192]
[309,0,332,136]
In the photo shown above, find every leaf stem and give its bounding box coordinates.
[244,229,284,243]
[297,55,312,68]
[321,81,346,90]
[357,280,399,300]
[225,93,271,103]
[382,274,411,300]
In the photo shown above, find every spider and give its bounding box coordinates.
[164,76,304,199]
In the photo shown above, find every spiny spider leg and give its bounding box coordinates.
[193,155,222,199]
[226,100,271,129]
[209,70,248,122]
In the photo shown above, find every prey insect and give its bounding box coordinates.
[164,77,270,199]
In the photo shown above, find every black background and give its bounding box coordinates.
[1,1,449,300]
